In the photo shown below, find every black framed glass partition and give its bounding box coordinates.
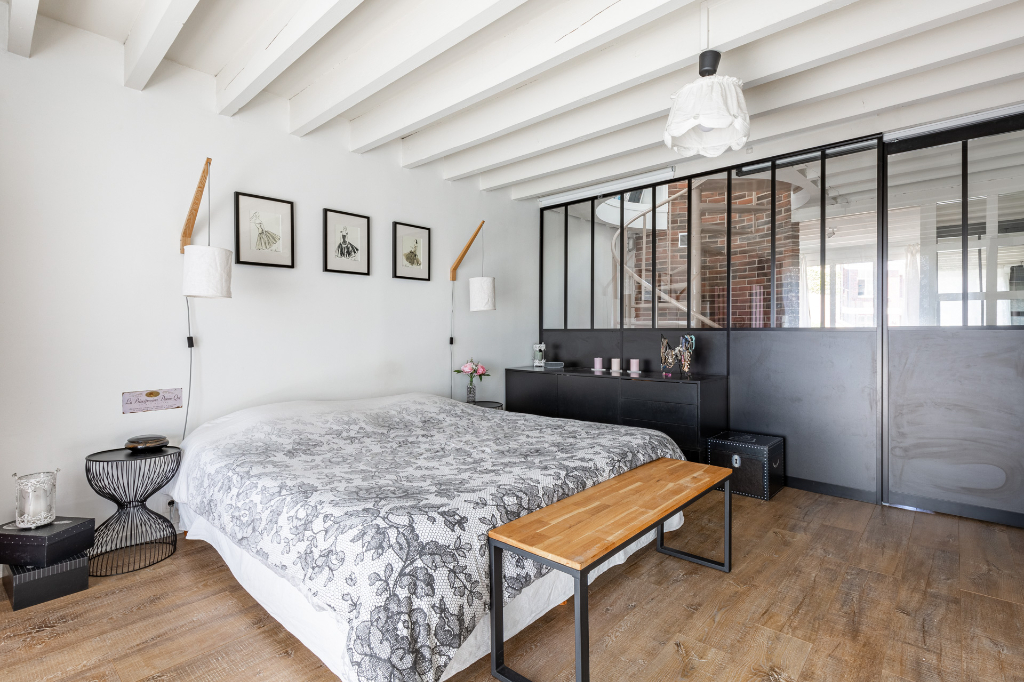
[541,206,565,329]
[656,182,689,327]
[967,128,1024,326]
[566,201,592,329]
[824,146,878,328]
[594,195,622,329]
[540,119,1024,332]
[623,189,654,328]
[887,143,963,327]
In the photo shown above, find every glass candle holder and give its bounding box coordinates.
[13,470,58,529]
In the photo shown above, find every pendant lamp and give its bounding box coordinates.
[664,50,749,158]
[183,245,232,298]
[469,277,495,311]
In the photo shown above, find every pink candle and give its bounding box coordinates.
[630,359,640,372]
[594,358,603,370]
[610,358,621,371]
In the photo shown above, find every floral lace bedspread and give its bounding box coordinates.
[174,393,683,682]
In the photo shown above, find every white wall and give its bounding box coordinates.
[0,17,538,523]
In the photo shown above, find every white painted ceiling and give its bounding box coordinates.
[26,0,1024,200]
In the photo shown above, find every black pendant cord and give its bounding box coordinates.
[182,297,193,442]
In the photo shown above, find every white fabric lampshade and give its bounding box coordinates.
[664,75,749,158]
[183,245,232,298]
[469,276,495,311]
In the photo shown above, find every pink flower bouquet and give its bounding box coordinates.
[454,358,490,386]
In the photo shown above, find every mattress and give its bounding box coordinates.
[170,393,684,682]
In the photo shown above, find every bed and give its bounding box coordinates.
[170,393,685,682]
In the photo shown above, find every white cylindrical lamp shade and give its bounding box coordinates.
[469,276,495,311]
[183,245,233,298]
[664,75,749,158]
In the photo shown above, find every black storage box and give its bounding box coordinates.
[2,552,89,611]
[0,517,95,567]
[707,431,785,500]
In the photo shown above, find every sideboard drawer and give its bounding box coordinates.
[620,379,698,405]
[619,398,697,426]
[622,418,698,450]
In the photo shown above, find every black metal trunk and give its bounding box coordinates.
[708,432,785,501]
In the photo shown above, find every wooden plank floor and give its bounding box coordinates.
[3,488,1023,681]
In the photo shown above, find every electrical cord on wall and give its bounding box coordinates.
[183,297,194,442]
[181,160,209,442]
[449,281,455,399]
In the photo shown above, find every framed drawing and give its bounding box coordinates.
[234,192,295,268]
[324,209,370,275]
[393,222,431,281]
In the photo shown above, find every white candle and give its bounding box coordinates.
[594,358,603,370]
[611,358,621,371]
[28,488,46,518]
[630,359,640,372]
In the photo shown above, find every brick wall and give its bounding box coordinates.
[623,181,797,329]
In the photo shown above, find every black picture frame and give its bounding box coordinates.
[323,209,370,276]
[234,192,295,268]
[392,222,431,281]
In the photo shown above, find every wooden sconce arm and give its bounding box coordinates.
[449,220,485,281]
[180,158,212,254]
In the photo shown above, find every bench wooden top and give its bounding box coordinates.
[488,458,731,571]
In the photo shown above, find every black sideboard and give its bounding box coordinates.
[506,366,727,460]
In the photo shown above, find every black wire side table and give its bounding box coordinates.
[85,446,181,576]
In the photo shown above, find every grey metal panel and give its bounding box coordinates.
[889,329,1024,514]
[623,330,728,375]
[541,330,620,367]
[729,330,878,493]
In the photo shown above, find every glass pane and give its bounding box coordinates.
[624,188,653,328]
[693,173,728,328]
[594,195,621,329]
[887,142,963,326]
[566,201,592,329]
[968,129,1024,326]
[731,170,771,328]
[542,207,564,329]
[775,155,822,327]
[824,146,878,328]
[656,182,689,327]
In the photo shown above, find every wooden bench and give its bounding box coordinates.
[487,458,732,682]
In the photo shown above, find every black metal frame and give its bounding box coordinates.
[323,208,370,275]
[539,134,887,335]
[234,191,296,268]
[488,478,731,682]
[392,221,431,281]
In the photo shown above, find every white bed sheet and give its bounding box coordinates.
[179,502,682,681]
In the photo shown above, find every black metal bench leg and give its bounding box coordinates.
[490,541,533,682]
[574,573,590,682]
[656,477,732,573]
[490,541,505,676]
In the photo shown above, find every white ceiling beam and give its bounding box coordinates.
[507,78,1024,200]
[287,0,530,137]
[422,0,1017,176]
[341,0,701,150]
[5,0,39,58]
[481,36,1024,190]
[216,0,365,117]
[404,0,857,169]
[123,0,202,90]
